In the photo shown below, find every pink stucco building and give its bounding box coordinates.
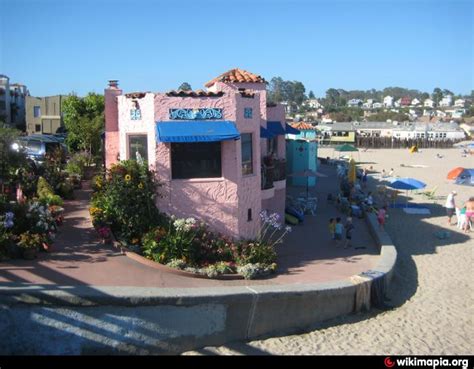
[104,69,288,239]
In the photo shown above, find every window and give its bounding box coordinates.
[267,136,278,155]
[241,133,253,175]
[128,135,148,162]
[171,142,221,179]
[27,140,42,152]
[35,124,41,132]
[244,108,253,119]
[33,106,41,117]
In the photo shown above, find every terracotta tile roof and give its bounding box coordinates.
[205,68,266,87]
[165,89,224,97]
[291,122,315,130]
[125,92,148,99]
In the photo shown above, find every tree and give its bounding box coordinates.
[308,90,315,99]
[267,77,285,103]
[432,88,443,106]
[442,89,453,97]
[325,88,340,106]
[62,93,104,163]
[292,81,306,105]
[178,82,192,91]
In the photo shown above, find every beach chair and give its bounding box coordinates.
[419,186,438,202]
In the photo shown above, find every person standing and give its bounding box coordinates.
[328,218,336,242]
[445,191,457,226]
[463,197,474,232]
[334,217,344,245]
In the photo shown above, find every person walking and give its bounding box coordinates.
[344,217,354,249]
[445,191,457,226]
[377,206,387,230]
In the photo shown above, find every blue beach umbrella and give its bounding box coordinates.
[388,178,426,191]
[387,178,426,207]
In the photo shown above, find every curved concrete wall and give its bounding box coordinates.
[0,213,396,355]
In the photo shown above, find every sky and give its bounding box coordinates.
[0,0,473,97]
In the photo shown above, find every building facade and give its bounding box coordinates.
[25,95,64,135]
[105,69,288,239]
[0,74,29,127]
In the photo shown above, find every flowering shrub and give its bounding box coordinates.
[17,231,43,250]
[90,160,162,242]
[237,263,277,280]
[138,212,290,279]
[97,226,111,239]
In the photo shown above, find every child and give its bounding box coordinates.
[334,217,344,245]
[328,218,336,241]
[344,217,354,248]
[377,206,387,230]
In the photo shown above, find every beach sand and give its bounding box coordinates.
[184,148,473,355]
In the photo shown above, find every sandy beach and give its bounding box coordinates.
[184,147,474,355]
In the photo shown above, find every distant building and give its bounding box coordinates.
[26,95,65,135]
[372,102,383,109]
[304,99,323,109]
[347,98,363,107]
[411,98,421,106]
[424,98,435,108]
[439,95,453,107]
[383,96,394,108]
[400,96,412,106]
[0,74,29,127]
[454,99,465,107]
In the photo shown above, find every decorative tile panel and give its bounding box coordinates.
[244,108,253,119]
[169,108,223,120]
[130,109,142,120]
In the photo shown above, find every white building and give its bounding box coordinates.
[372,102,383,109]
[439,95,453,107]
[424,98,435,108]
[392,122,464,141]
[411,98,421,106]
[454,99,465,107]
[304,99,323,109]
[383,95,394,108]
[347,98,363,107]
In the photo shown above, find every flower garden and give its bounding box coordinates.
[90,161,291,279]
[0,128,76,261]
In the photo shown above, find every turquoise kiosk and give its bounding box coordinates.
[286,123,318,187]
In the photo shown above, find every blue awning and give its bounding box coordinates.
[156,121,240,142]
[267,121,286,135]
[285,123,300,134]
[260,126,275,139]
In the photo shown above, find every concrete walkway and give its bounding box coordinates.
[0,165,379,287]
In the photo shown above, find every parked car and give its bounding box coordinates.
[12,134,68,166]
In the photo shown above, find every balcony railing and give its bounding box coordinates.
[261,164,274,190]
[273,159,287,181]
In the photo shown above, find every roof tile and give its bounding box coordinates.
[205,68,266,87]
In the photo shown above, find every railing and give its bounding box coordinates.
[261,165,274,190]
[273,159,287,181]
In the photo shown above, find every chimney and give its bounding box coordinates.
[108,80,119,89]
[104,80,123,168]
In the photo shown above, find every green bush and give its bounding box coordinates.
[65,151,89,177]
[37,177,54,198]
[38,194,64,207]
